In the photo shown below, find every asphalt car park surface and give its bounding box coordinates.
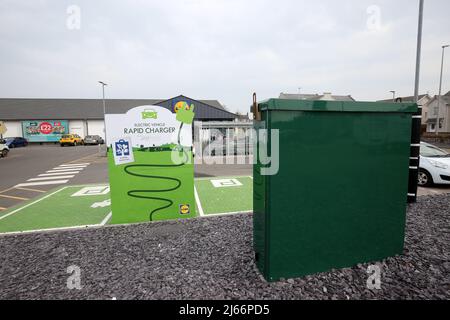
[0,145,107,210]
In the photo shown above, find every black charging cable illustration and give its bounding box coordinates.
[123,123,189,221]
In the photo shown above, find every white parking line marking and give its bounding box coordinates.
[46,169,82,174]
[39,172,81,177]
[61,163,90,166]
[0,224,102,236]
[100,212,112,225]
[53,166,87,170]
[15,180,69,187]
[50,167,85,171]
[28,175,75,182]
[202,211,252,217]
[0,187,68,221]
[194,186,205,217]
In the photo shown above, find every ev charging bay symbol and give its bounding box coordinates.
[211,179,243,188]
[71,186,110,197]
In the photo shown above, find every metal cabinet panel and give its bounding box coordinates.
[253,100,417,281]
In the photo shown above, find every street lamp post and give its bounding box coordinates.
[436,45,449,136]
[98,81,108,155]
[390,90,396,102]
[414,0,424,104]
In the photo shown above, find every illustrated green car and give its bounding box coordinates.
[142,109,158,119]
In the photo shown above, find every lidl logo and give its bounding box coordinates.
[179,204,190,215]
[141,109,158,119]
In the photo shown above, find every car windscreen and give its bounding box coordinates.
[420,144,449,158]
[62,135,72,139]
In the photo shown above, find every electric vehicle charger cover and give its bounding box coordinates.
[105,105,195,224]
[253,98,417,281]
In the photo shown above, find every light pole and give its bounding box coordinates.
[390,90,396,102]
[98,81,108,155]
[436,45,449,135]
[298,87,302,99]
[98,81,107,137]
[413,0,424,103]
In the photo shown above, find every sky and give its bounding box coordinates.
[0,0,449,114]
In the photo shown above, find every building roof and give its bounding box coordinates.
[279,93,355,102]
[0,96,236,121]
[437,95,450,105]
[377,94,430,103]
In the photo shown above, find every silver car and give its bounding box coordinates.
[84,135,104,145]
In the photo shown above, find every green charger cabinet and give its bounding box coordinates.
[253,99,417,282]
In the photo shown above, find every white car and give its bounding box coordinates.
[418,142,450,187]
[0,139,9,158]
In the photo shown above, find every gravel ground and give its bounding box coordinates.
[0,195,449,300]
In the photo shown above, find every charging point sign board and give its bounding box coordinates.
[105,104,195,224]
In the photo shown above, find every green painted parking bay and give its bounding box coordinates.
[0,177,253,234]
[194,177,253,215]
[0,185,111,234]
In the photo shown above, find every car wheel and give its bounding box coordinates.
[418,169,433,187]
[1,149,8,157]
[73,142,77,146]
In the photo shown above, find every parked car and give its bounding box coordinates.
[4,137,28,148]
[60,134,83,147]
[84,135,104,145]
[418,142,450,187]
[0,139,9,157]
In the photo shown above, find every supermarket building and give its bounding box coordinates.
[0,95,237,142]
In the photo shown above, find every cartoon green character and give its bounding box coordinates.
[176,103,195,125]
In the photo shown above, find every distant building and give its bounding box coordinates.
[279,92,355,102]
[377,94,432,127]
[0,95,237,142]
[425,91,450,133]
